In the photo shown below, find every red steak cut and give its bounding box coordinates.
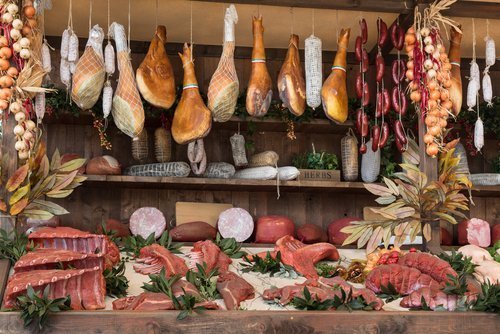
[397,252,457,283]
[263,284,339,306]
[365,264,441,295]
[3,267,105,310]
[13,249,104,273]
[28,226,120,269]
[216,272,254,310]
[275,235,339,279]
[189,240,232,274]
[133,244,188,276]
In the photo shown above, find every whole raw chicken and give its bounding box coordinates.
[136,25,176,109]
[321,28,350,124]
[277,34,306,116]
[474,260,500,285]
[171,44,212,145]
[246,15,272,117]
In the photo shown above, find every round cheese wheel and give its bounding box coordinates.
[129,207,166,239]
[217,208,254,242]
[297,223,327,244]
[328,217,361,245]
[255,215,295,243]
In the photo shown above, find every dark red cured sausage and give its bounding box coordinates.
[392,86,401,113]
[378,122,389,148]
[396,26,404,50]
[395,136,406,153]
[382,88,391,115]
[392,60,406,85]
[362,81,370,106]
[359,143,367,154]
[376,54,385,83]
[355,72,363,98]
[400,92,408,115]
[360,19,368,44]
[377,18,388,47]
[371,124,380,151]
[362,48,369,73]
[361,114,369,137]
[393,120,407,145]
[356,108,363,134]
[375,92,382,118]
[355,36,362,62]
[390,24,398,49]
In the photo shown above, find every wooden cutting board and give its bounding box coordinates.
[175,202,233,227]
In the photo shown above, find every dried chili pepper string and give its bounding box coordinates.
[358,15,366,148]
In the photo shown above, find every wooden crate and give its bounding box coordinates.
[298,169,340,181]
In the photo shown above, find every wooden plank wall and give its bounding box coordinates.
[44,48,499,242]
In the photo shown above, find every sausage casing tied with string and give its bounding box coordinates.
[382,88,391,115]
[360,19,368,44]
[355,72,363,98]
[393,120,407,145]
[378,122,389,148]
[355,36,362,62]
[376,54,385,83]
[377,18,388,47]
[392,60,406,85]
[371,125,380,151]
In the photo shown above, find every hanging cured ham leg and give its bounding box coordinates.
[448,26,462,116]
[172,44,212,145]
[321,28,350,123]
[110,22,145,140]
[278,34,306,116]
[207,5,239,122]
[136,25,176,109]
[246,15,272,117]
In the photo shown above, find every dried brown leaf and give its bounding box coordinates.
[5,164,29,192]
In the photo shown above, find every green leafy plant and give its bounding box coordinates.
[377,283,402,303]
[341,149,472,253]
[292,286,374,311]
[185,263,220,300]
[16,285,71,330]
[122,230,183,258]
[98,221,121,245]
[0,228,34,264]
[292,144,338,170]
[315,262,344,278]
[472,282,500,313]
[141,269,205,320]
[215,233,247,258]
[487,241,500,262]
[103,260,129,298]
[241,251,298,278]
[0,138,86,220]
[492,156,500,173]
[438,251,477,276]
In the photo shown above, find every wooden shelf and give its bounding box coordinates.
[44,113,353,134]
[83,175,368,193]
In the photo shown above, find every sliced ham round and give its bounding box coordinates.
[328,217,361,245]
[255,215,295,243]
[458,218,491,247]
[129,207,166,239]
[217,208,254,242]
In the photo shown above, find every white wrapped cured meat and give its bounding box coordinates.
[104,42,115,75]
[234,166,277,180]
[125,162,190,177]
[129,207,166,239]
[485,36,496,68]
[305,34,322,109]
[110,22,145,139]
[203,162,236,179]
[71,25,105,110]
[277,166,300,181]
[217,208,254,242]
[207,5,239,122]
[474,118,484,152]
[482,72,492,106]
[361,139,380,183]
[341,129,358,181]
[230,133,247,167]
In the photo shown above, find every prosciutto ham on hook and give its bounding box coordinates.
[277,34,306,116]
[136,25,176,109]
[321,28,350,123]
[172,43,212,145]
[246,15,272,117]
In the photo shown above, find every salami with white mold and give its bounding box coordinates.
[217,208,254,242]
[129,207,166,239]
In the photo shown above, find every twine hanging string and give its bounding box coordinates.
[335,10,339,39]
[312,9,315,35]
[128,0,131,52]
[290,7,294,35]
[472,18,476,61]
[107,0,111,40]
[89,0,93,31]
[190,0,193,62]
[67,0,73,30]
[486,18,489,37]
[155,0,159,28]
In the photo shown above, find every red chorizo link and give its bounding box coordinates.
[392,60,406,85]
[371,124,380,151]
[376,54,385,83]
[362,48,369,73]
[382,88,391,115]
[392,86,401,113]
[356,108,363,134]
[355,72,363,98]
[360,142,367,154]
[396,26,405,50]
[362,81,370,106]
[360,19,368,44]
[355,36,362,62]
[400,92,408,115]
[377,18,388,48]
[375,91,383,118]
[361,114,369,137]
[390,23,398,49]
[378,122,389,148]
[393,120,407,145]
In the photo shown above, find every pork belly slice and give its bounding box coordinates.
[3,267,105,310]
[13,249,104,273]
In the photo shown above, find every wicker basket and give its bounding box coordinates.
[470,173,500,186]
[154,127,172,163]
[131,128,149,162]
[361,139,380,183]
[341,129,358,181]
